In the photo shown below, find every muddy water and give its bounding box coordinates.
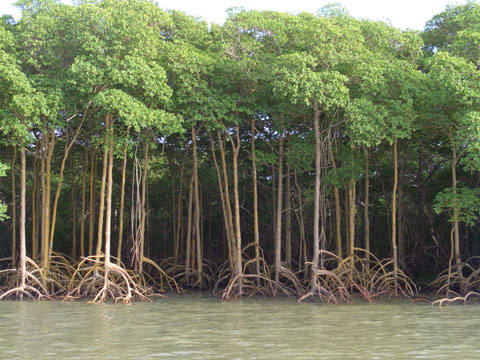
[0,294,478,359]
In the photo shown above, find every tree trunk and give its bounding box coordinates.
[95,116,110,258]
[274,128,284,283]
[44,131,54,261]
[192,127,203,283]
[451,143,462,276]
[11,147,16,267]
[139,138,149,274]
[174,157,185,264]
[31,155,37,259]
[294,167,306,274]
[70,163,77,259]
[364,149,370,267]
[80,148,88,258]
[117,139,128,265]
[230,126,243,295]
[210,133,233,271]
[285,133,292,270]
[251,120,261,279]
[392,138,399,287]
[88,150,96,256]
[49,118,84,257]
[217,130,236,273]
[348,145,356,257]
[185,174,194,279]
[328,130,342,261]
[19,146,27,299]
[104,115,114,268]
[311,105,321,294]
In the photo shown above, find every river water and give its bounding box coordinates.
[0,293,478,359]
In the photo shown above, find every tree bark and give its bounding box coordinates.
[95,116,110,258]
[451,143,462,276]
[274,128,284,283]
[364,149,370,267]
[80,148,88,258]
[11,146,16,267]
[19,146,27,299]
[192,127,203,283]
[311,105,321,294]
[285,133,292,270]
[116,138,128,265]
[392,138,399,287]
[251,120,261,278]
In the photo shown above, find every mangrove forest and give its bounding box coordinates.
[1,0,480,304]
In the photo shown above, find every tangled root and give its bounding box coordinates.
[65,256,152,303]
[298,249,416,304]
[430,257,480,298]
[0,257,50,301]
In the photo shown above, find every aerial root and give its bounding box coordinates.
[66,256,153,303]
[0,258,51,300]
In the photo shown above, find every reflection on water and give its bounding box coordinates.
[0,294,478,359]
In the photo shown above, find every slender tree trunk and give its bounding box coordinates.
[11,147,16,267]
[80,148,88,258]
[210,134,233,270]
[272,165,277,256]
[251,120,261,279]
[230,126,243,295]
[348,146,355,257]
[19,146,27,299]
[71,164,77,259]
[174,157,185,264]
[40,139,47,266]
[392,138,399,287]
[31,155,37,259]
[44,131,54,261]
[139,138,149,274]
[328,130,342,261]
[344,188,350,256]
[95,117,110,258]
[311,105,321,294]
[398,174,405,265]
[364,149,370,267]
[294,167,306,274]
[217,131,236,272]
[34,159,41,260]
[285,134,292,270]
[49,119,84,257]
[274,129,284,283]
[192,127,203,283]
[451,143,462,276]
[88,150,96,256]
[185,174,194,279]
[117,139,128,265]
[104,116,114,268]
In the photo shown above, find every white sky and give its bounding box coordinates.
[0,0,470,30]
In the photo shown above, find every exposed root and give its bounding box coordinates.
[432,291,480,306]
[135,256,182,294]
[0,257,50,301]
[430,257,480,297]
[65,256,152,303]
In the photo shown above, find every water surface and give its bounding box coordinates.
[0,294,478,359]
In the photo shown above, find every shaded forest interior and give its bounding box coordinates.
[1,0,480,303]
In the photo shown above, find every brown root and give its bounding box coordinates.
[65,256,151,303]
